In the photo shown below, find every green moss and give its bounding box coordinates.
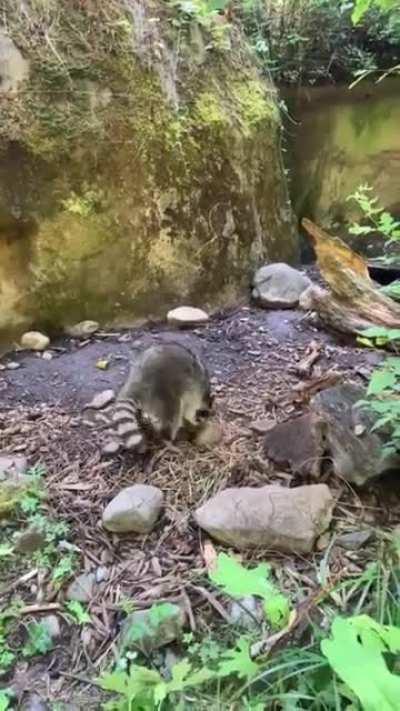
[194,91,228,126]
[232,80,279,129]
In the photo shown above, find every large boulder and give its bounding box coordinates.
[311,383,400,486]
[0,2,297,341]
[194,484,333,553]
[252,263,311,308]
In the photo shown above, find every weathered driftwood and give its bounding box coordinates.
[301,219,400,334]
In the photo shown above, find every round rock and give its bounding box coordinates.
[252,263,311,309]
[20,331,50,351]
[167,306,209,328]
[65,320,99,338]
[102,484,164,534]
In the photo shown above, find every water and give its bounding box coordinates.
[283,78,400,244]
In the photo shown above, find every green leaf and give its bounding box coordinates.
[217,637,259,680]
[321,615,400,711]
[210,553,273,598]
[210,553,291,629]
[65,600,91,625]
[367,369,397,395]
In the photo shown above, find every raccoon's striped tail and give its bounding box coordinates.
[108,398,147,452]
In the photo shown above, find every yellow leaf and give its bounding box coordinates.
[96,359,109,370]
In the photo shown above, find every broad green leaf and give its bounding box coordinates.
[217,637,259,679]
[209,553,273,599]
[367,369,397,395]
[321,615,400,711]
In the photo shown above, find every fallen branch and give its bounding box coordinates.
[301,219,400,336]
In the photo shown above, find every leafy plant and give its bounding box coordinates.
[209,552,291,628]
[356,326,400,453]
[321,614,400,710]
[99,636,257,710]
[65,600,91,625]
[0,690,14,711]
[347,184,400,260]
[22,621,54,658]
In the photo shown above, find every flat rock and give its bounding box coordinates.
[120,603,186,654]
[85,389,115,410]
[194,484,334,553]
[252,263,311,309]
[167,306,209,328]
[263,413,325,477]
[20,331,50,351]
[102,484,164,533]
[66,572,96,602]
[65,320,99,338]
[336,529,373,550]
[311,383,400,486]
[0,454,28,479]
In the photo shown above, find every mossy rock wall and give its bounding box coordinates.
[0,1,297,338]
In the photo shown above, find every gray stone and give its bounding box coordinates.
[21,695,48,711]
[14,525,46,554]
[86,389,115,410]
[6,361,21,370]
[194,484,334,554]
[0,454,28,479]
[65,320,100,338]
[66,573,96,602]
[336,530,373,550]
[20,331,50,351]
[0,31,30,94]
[263,413,325,478]
[41,614,61,640]
[311,383,400,486]
[120,603,186,654]
[229,596,263,629]
[103,485,164,534]
[95,566,109,583]
[252,263,312,309]
[167,306,209,328]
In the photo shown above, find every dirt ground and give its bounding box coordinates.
[1,302,398,708]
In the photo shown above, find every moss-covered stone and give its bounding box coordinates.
[0,0,297,340]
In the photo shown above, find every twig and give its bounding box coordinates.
[188,584,231,622]
[20,603,62,615]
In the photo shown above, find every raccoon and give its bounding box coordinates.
[102,342,213,454]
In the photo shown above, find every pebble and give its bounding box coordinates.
[66,572,96,602]
[6,361,21,370]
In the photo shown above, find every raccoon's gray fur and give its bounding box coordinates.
[103,342,212,454]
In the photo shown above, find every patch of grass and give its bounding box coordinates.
[98,544,400,710]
